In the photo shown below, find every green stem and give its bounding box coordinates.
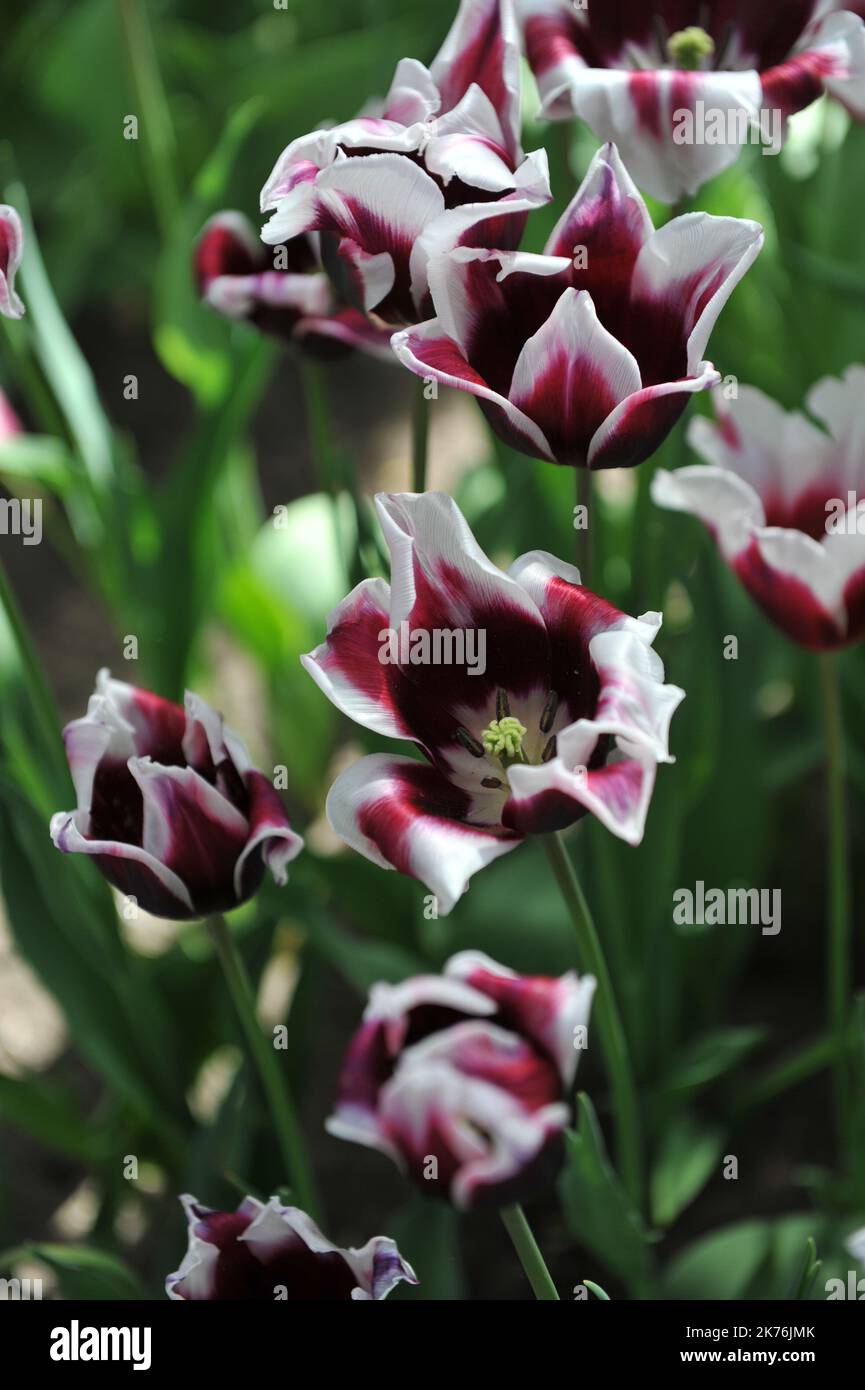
[207,915,321,1220]
[819,653,852,1170]
[0,555,66,776]
[411,379,429,492]
[500,1205,559,1300]
[575,468,592,583]
[115,0,180,239]
[544,832,644,1213]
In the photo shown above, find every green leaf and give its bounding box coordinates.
[25,1244,147,1301]
[385,1197,463,1300]
[558,1094,655,1297]
[651,1116,724,1228]
[663,1220,772,1300]
[304,909,423,996]
[0,1075,110,1164]
[659,1027,767,1099]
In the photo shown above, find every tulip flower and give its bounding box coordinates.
[302,491,684,912]
[327,951,595,1209]
[652,370,865,649]
[392,142,763,471]
[0,206,24,319]
[166,1194,417,1300]
[259,0,551,328]
[516,0,865,203]
[194,211,393,359]
[50,670,302,919]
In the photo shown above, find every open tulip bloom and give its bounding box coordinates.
[50,671,302,919]
[166,1194,417,1300]
[194,211,393,360]
[327,951,595,1209]
[652,370,865,649]
[0,205,25,319]
[302,492,685,913]
[259,0,551,329]
[392,142,763,470]
[516,0,865,203]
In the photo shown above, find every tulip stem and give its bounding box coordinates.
[575,468,592,584]
[207,914,321,1220]
[819,653,852,1170]
[544,831,644,1215]
[411,378,430,492]
[500,1205,560,1300]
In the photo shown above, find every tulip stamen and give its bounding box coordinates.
[482,715,527,763]
[667,26,715,70]
[541,735,557,764]
[481,776,504,790]
[496,689,511,721]
[539,690,559,735]
[456,727,486,758]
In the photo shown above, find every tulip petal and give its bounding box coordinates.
[445,951,596,1087]
[374,490,554,707]
[234,771,303,900]
[543,142,651,336]
[50,810,195,918]
[509,288,643,468]
[0,206,25,319]
[651,461,764,561]
[587,362,721,470]
[686,385,836,536]
[630,213,764,383]
[762,11,865,119]
[430,0,524,163]
[375,1021,569,1209]
[128,759,250,916]
[391,317,557,461]
[313,155,446,319]
[325,753,522,914]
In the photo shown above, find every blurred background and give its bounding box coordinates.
[0,0,863,1299]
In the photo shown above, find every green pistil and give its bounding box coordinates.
[482,715,527,762]
[667,25,715,69]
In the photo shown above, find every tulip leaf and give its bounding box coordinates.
[385,1197,464,1301]
[650,1116,724,1228]
[558,1094,655,1298]
[24,1243,148,1301]
[658,1027,767,1100]
[0,1075,112,1165]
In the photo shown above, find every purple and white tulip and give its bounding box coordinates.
[328,951,595,1210]
[259,0,551,328]
[50,670,302,919]
[517,0,865,203]
[194,211,393,360]
[0,206,25,319]
[652,370,865,650]
[166,1194,417,1300]
[393,142,763,470]
[302,491,685,913]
